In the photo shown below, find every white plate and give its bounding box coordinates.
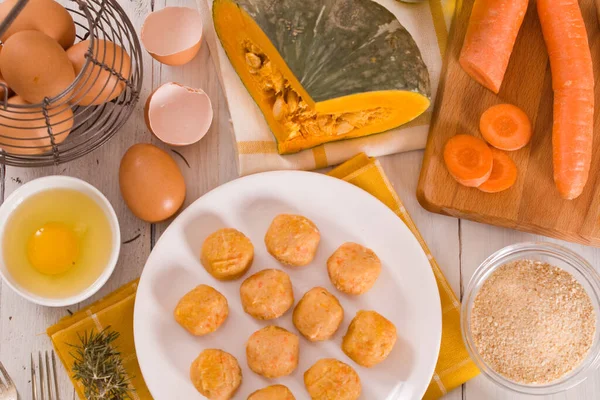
[134,171,442,400]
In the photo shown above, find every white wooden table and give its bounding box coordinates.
[1,0,599,399]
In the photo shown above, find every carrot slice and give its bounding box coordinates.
[478,149,518,193]
[538,0,594,200]
[459,0,528,93]
[479,103,532,151]
[444,134,493,187]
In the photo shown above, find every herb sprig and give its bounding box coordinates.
[69,327,133,400]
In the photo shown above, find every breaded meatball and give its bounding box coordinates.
[174,285,228,336]
[240,269,294,320]
[190,349,242,400]
[264,214,320,266]
[293,287,343,341]
[246,326,299,378]
[247,384,296,400]
[304,358,361,400]
[327,242,381,295]
[201,228,254,280]
[342,310,397,367]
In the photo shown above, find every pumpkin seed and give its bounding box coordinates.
[285,121,301,139]
[341,113,363,126]
[260,61,273,76]
[303,122,321,136]
[245,52,263,69]
[286,91,298,113]
[272,71,285,93]
[272,96,287,120]
[336,121,354,135]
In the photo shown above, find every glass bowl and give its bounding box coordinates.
[461,242,600,395]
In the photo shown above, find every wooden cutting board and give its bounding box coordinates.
[417,0,600,246]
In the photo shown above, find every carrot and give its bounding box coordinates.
[478,148,518,193]
[459,0,528,93]
[480,103,532,151]
[538,0,594,200]
[444,134,493,187]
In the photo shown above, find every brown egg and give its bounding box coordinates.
[119,143,186,222]
[0,30,75,104]
[0,96,73,155]
[0,72,7,99]
[0,46,9,99]
[67,40,132,106]
[0,0,76,49]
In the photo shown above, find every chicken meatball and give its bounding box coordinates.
[240,269,294,320]
[342,310,397,367]
[201,228,254,280]
[246,326,299,378]
[327,242,381,295]
[264,214,320,266]
[247,384,296,400]
[190,349,242,400]
[304,358,361,400]
[293,287,343,341]
[174,284,228,336]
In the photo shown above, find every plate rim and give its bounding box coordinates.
[134,170,442,399]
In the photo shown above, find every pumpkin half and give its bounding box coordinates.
[213,0,431,154]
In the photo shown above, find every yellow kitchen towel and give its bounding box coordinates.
[328,153,479,399]
[47,280,152,400]
[197,0,455,175]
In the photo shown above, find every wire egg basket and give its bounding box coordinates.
[0,0,143,167]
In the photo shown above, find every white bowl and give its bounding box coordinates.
[0,176,121,307]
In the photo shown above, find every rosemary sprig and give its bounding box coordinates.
[68,327,133,400]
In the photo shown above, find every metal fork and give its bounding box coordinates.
[31,351,60,400]
[0,361,17,400]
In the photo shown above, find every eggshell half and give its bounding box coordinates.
[145,82,213,146]
[119,143,186,223]
[67,39,132,106]
[0,30,75,104]
[0,96,73,155]
[141,7,203,66]
[0,0,76,49]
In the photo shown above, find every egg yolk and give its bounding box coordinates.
[27,222,80,275]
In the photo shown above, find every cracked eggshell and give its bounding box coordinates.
[141,7,203,66]
[144,82,213,146]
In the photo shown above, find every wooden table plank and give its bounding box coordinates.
[150,0,238,243]
[0,0,154,397]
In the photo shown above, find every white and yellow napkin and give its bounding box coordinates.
[196,0,455,176]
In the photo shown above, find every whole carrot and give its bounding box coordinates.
[538,0,594,200]
[459,0,528,93]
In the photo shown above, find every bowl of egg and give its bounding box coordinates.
[0,176,120,306]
